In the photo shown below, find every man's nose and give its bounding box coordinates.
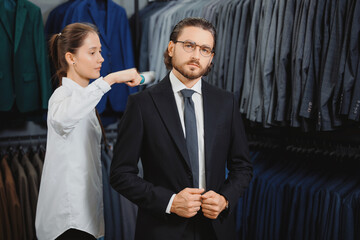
[191,46,201,59]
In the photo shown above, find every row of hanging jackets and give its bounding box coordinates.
[45,0,138,114]
[0,0,137,115]
[0,137,140,240]
[135,0,360,131]
[236,149,360,240]
[0,147,45,240]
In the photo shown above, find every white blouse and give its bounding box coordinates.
[35,77,111,240]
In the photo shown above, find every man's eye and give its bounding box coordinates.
[201,48,211,54]
[184,43,194,49]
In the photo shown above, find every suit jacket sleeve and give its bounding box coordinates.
[110,94,174,218]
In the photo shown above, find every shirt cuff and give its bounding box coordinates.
[165,194,176,214]
[94,77,111,93]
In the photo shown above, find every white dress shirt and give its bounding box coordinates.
[35,77,110,240]
[166,71,205,213]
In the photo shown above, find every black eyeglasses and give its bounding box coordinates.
[174,40,214,57]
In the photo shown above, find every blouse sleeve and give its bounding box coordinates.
[48,77,111,137]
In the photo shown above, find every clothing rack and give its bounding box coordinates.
[0,126,118,149]
[0,134,47,150]
[246,126,360,161]
[148,0,177,2]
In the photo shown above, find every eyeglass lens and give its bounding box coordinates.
[178,41,213,57]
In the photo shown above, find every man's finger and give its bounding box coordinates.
[201,190,216,199]
[185,188,205,194]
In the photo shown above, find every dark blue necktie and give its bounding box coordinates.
[180,89,199,188]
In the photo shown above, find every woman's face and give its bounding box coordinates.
[71,32,104,82]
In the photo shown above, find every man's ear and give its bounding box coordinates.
[168,41,175,57]
[65,52,75,66]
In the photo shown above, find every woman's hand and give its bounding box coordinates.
[104,68,142,87]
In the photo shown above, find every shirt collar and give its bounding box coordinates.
[62,77,86,91]
[169,71,202,95]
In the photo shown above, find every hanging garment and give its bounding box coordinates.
[237,149,360,240]
[46,0,137,114]
[0,0,51,112]
[11,152,32,240]
[1,155,23,240]
[0,165,11,240]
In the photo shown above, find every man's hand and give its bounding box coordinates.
[170,188,204,218]
[201,190,228,219]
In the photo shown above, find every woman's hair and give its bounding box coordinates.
[163,17,216,75]
[48,22,99,86]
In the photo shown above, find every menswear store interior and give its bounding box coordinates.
[1,0,360,239]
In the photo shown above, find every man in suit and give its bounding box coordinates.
[110,17,253,240]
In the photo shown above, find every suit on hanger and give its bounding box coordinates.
[0,166,11,240]
[32,152,43,183]
[11,153,32,240]
[1,155,23,240]
[20,153,38,236]
[340,0,360,116]
[331,0,356,127]
[318,0,349,130]
[44,0,76,37]
[272,0,295,123]
[110,74,252,240]
[240,0,262,115]
[61,0,137,113]
[0,0,51,112]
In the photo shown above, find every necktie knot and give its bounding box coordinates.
[180,89,195,99]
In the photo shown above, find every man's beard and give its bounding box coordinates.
[172,59,209,80]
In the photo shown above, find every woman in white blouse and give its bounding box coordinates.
[35,23,141,240]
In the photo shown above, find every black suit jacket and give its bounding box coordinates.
[110,74,253,240]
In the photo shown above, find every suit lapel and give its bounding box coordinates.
[14,0,27,53]
[0,0,13,42]
[203,81,219,184]
[150,76,191,169]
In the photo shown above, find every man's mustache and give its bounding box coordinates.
[187,60,200,67]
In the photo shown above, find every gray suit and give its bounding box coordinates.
[274,0,295,122]
[263,0,278,126]
[289,0,308,128]
[318,0,349,130]
[240,0,262,115]
[348,56,360,121]
[298,0,319,121]
[228,0,251,102]
[247,0,274,123]
[331,0,356,127]
[339,0,360,116]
